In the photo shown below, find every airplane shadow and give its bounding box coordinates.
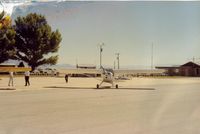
[44,86,155,90]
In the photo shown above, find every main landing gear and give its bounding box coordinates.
[96,84,99,89]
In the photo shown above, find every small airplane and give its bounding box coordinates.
[58,66,165,89]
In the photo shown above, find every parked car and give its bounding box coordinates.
[31,69,40,75]
[43,68,58,76]
[31,68,58,76]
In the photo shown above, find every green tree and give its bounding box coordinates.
[0,10,16,63]
[14,13,62,70]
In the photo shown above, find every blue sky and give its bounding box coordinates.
[10,1,200,68]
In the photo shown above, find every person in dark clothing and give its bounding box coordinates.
[24,71,30,86]
[65,74,68,83]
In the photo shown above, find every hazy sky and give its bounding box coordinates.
[11,1,200,68]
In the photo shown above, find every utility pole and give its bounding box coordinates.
[151,43,154,70]
[76,58,78,68]
[188,57,199,62]
[114,61,116,69]
[116,53,120,69]
[192,56,195,62]
[99,43,104,68]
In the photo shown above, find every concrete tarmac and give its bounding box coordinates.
[0,77,200,134]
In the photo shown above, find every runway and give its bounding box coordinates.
[0,77,200,134]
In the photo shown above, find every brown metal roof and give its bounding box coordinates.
[180,62,200,67]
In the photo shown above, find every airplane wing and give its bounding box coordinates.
[0,67,32,72]
[113,69,166,76]
[57,68,102,75]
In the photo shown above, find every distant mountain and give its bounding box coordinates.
[0,60,22,66]
[48,64,76,69]
[0,60,75,69]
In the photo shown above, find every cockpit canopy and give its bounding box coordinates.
[103,68,114,76]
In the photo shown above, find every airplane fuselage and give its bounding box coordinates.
[102,71,114,84]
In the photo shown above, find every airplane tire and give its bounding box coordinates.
[96,84,99,89]
[116,84,118,89]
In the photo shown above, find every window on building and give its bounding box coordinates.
[175,69,179,73]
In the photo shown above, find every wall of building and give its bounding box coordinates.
[179,67,200,77]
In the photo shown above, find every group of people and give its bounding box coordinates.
[8,71,30,86]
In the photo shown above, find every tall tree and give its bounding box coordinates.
[0,10,16,63]
[14,13,62,70]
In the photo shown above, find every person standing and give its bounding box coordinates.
[65,74,68,83]
[24,71,30,86]
[8,71,14,86]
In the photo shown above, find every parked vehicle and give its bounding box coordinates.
[31,68,58,76]
[31,69,40,75]
[43,68,58,76]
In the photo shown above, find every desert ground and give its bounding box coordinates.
[0,76,200,134]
